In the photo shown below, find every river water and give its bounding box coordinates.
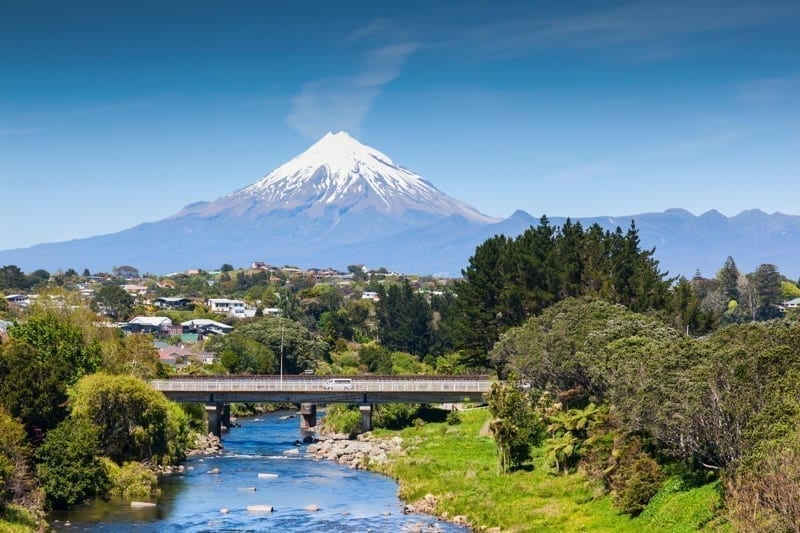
[50,410,464,532]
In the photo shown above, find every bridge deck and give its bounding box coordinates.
[151,376,493,404]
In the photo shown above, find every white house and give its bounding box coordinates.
[782,297,800,309]
[361,291,380,301]
[122,316,174,335]
[181,318,233,335]
[207,298,257,318]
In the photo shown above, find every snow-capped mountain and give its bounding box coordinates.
[179,131,497,223]
[3,132,800,278]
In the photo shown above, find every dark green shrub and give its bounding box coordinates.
[36,417,108,509]
[323,405,361,436]
[446,410,462,425]
[608,437,664,515]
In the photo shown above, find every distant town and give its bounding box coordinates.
[0,261,452,371]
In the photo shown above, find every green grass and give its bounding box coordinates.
[0,505,41,532]
[371,408,726,532]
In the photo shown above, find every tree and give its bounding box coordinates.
[1,310,102,440]
[486,381,541,473]
[220,263,234,273]
[112,265,140,279]
[347,265,367,281]
[0,265,26,291]
[101,333,161,379]
[91,284,135,321]
[226,318,329,374]
[26,269,50,288]
[36,417,108,509]
[0,340,75,441]
[668,276,716,335]
[453,218,670,370]
[0,408,38,513]
[718,256,740,304]
[207,333,276,374]
[70,374,189,464]
[454,235,509,368]
[750,263,782,321]
[375,279,432,356]
[359,343,392,374]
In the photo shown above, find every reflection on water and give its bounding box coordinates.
[50,411,464,532]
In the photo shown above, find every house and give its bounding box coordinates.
[157,344,216,367]
[121,316,173,335]
[153,297,192,310]
[207,298,257,318]
[782,297,800,309]
[181,318,233,336]
[262,307,282,317]
[361,291,380,302]
[123,284,149,297]
[4,294,31,307]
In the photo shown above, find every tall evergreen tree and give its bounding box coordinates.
[750,263,782,321]
[718,256,740,303]
[554,219,585,299]
[376,279,432,356]
[454,235,509,368]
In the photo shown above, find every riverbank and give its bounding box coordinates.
[314,407,725,532]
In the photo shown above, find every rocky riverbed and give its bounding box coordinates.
[188,432,223,456]
[306,432,403,469]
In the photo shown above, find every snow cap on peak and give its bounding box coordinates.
[224,131,497,223]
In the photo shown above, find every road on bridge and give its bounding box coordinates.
[151,375,493,404]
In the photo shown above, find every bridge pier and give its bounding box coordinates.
[359,404,372,433]
[205,403,226,437]
[300,403,317,430]
[220,403,231,431]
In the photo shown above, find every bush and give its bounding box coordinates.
[70,373,191,464]
[446,410,462,425]
[323,405,361,436]
[608,437,664,515]
[373,404,419,430]
[0,408,37,513]
[36,417,108,509]
[101,460,158,498]
[726,428,800,531]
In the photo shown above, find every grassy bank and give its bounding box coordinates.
[0,505,42,532]
[370,407,726,532]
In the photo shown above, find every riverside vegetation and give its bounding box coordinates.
[2,217,800,530]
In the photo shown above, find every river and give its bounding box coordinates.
[49,410,465,532]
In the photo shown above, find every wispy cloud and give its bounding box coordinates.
[736,75,800,104]
[287,19,418,139]
[0,126,40,136]
[546,129,743,184]
[455,1,800,61]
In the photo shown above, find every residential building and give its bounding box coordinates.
[207,298,257,318]
[154,297,192,310]
[181,318,233,336]
[121,316,173,335]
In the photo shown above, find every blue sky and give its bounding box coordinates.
[1,0,799,251]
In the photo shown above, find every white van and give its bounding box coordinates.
[323,378,353,391]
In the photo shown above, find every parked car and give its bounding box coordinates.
[323,378,353,391]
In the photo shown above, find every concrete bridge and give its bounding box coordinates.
[151,375,493,436]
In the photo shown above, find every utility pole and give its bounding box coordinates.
[280,324,284,386]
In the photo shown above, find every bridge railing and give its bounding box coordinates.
[150,376,493,394]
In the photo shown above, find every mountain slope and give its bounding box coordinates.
[176,131,497,224]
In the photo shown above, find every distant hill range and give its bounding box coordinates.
[1,131,798,279]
